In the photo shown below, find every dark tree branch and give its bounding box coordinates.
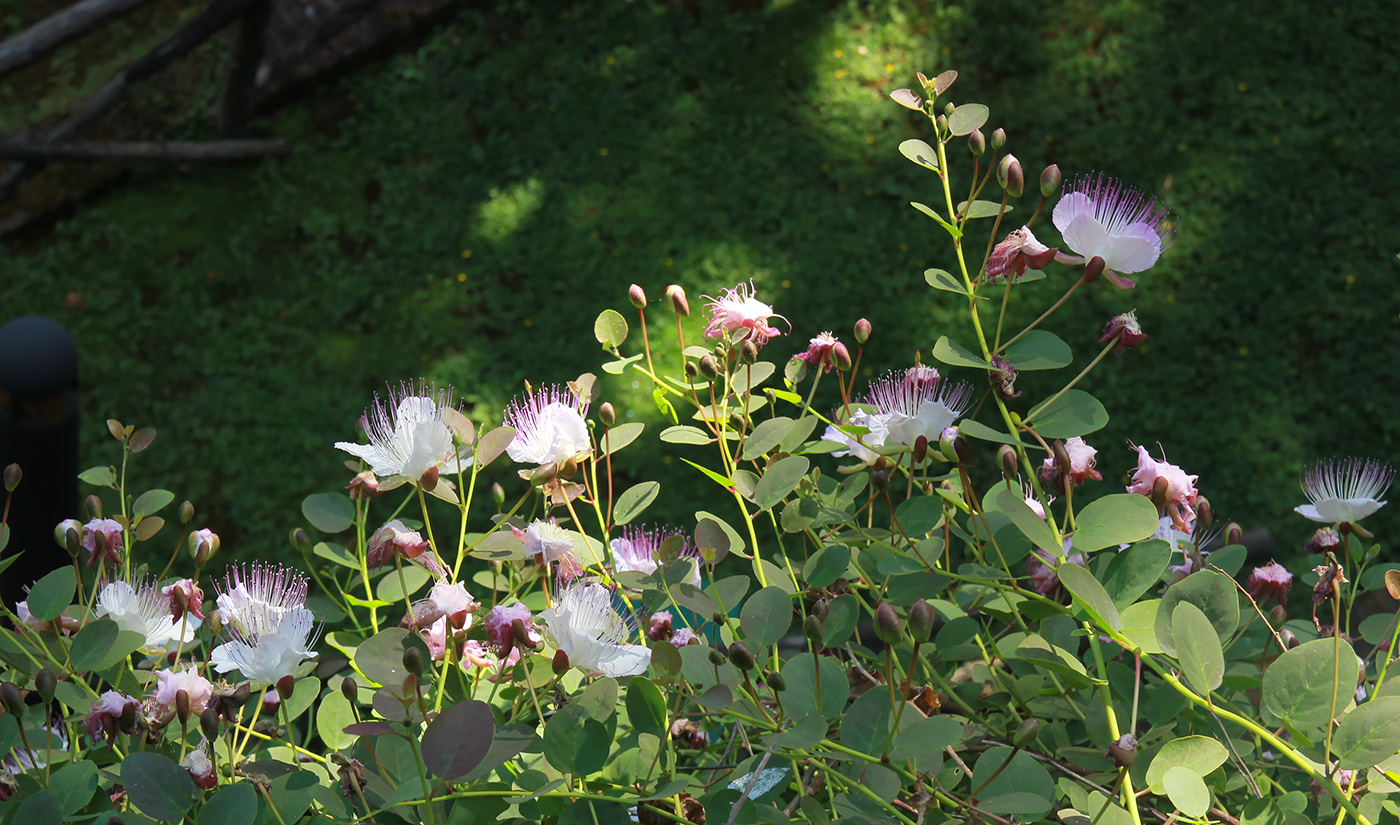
[0,0,160,80]
[218,0,272,137]
[0,139,291,162]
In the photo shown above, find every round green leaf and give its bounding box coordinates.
[899,139,939,171]
[1146,735,1229,792]
[753,456,809,512]
[133,488,176,517]
[626,677,667,739]
[933,335,992,370]
[1154,570,1240,658]
[782,652,848,721]
[1027,389,1109,438]
[1334,696,1400,769]
[1262,637,1360,733]
[948,103,989,136]
[598,422,644,458]
[197,783,258,825]
[594,309,629,348]
[614,481,660,525]
[355,628,430,688]
[544,703,610,775]
[1071,494,1160,553]
[48,761,98,815]
[1101,539,1172,609]
[1163,766,1210,817]
[315,690,356,751]
[422,699,495,781]
[972,746,1054,820]
[301,492,355,533]
[1002,330,1072,371]
[70,618,144,671]
[802,544,850,590]
[577,677,618,722]
[840,689,892,757]
[28,566,75,622]
[740,586,792,647]
[13,790,61,825]
[1174,601,1225,695]
[375,564,431,602]
[123,752,195,821]
[1056,563,1122,631]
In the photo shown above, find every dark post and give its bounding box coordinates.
[0,316,79,607]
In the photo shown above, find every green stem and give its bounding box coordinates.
[1022,334,1120,425]
[1086,627,1141,825]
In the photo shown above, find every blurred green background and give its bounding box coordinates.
[2,0,1397,565]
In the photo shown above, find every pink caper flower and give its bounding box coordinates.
[1126,442,1200,529]
[162,579,206,622]
[702,281,788,346]
[1041,437,1103,489]
[796,332,842,373]
[151,667,213,716]
[1246,562,1293,605]
[82,518,124,567]
[86,691,139,746]
[984,226,1056,283]
[366,520,430,568]
[1052,173,1176,289]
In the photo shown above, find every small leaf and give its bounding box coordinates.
[898,139,939,170]
[661,425,712,445]
[1027,390,1109,438]
[77,465,116,486]
[70,619,144,671]
[740,586,793,647]
[475,425,516,466]
[1146,736,1229,792]
[741,417,795,461]
[106,419,124,440]
[421,700,495,781]
[28,567,76,622]
[1174,602,1225,694]
[933,70,957,94]
[544,704,610,775]
[594,309,629,348]
[1002,330,1072,371]
[948,103,989,136]
[626,677,667,738]
[992,485,1060,556]
[956,199,1011,219]
[1072,494,1160,553]
[753,456,809,511]
[1163,767,1210,818]
[614,481,661,525]
[1102,539,1172,609]
[1057,563,1122,631]
[315,690,356,751]
[123,752,195,821]
[129,427,157,453]
[933,335,992,370]
[301,492,355,533]
[958,419,1026,446]
[135,516,165,540]
[1154,570,1240,657]
[197,783,258,825]
[598,422,644,457]
[13,791,62,825]
[803,544,850,589]
[890,89,924,111]
[925,268,971,296]
[132,489,175,517]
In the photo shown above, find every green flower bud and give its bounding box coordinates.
[403,646,424,678]
[341,677,358,705]
[200,706,221,740]
[85,494,102,518]
[1013,718,1041,748]
[599,402,616,426]
[491,482,505,505]
[871,470,890,493]
[2,464,19,492]
[289,528,311,552]
[629,284,648,309]
[998,444,1018,477]
[178,500,194,525]
[33,669,55,706]
[665,285,690,317]
[804,614,824,646]
[764,671,786,692]
[1195,496,1213,528]
[968,129,986,156]
[0,682,23,717]
[997,154,1024,197]
[1226,522,1243,545]
[875,603,902,645]
[711,611,729,626]
[943,102,956,116]
[698,355,720,379]
[727,642,756,671]
[990,128,1006,149]
[853,318,871,344]
[936,114,948,133]
[707,648,726,667]
[909,599,934,643]
[1040,164,1062,197]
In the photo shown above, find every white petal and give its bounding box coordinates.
[1104,227,1162,274]
[1052,191,1094,235]
[1060,214,1112,262]
[1293,504,1326,523]
[209,642,242,673]
[595,644,651,678]
[334,441,396,477]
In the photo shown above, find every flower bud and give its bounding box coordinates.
[1107,734,1137,768]
[1269,605,1287,627]
[707,648,726,667]
[119,700,139,732]
[912,435,929,465]
[401,674,418,696]
[727,642,756,671]
[176,689,192,725]
[1150,476,1170,512]
[276,674,297,702]
[628,284,648,309]
[740,341,759,365]
[1040,164,1062,197]
[289,528,311,552]
[341,677,358,705]
[33,669,55,706]
[698,355,720,379]
[0,682,23,717]
[1194,497,1213,528]
[871,470,890,493]
[200,706,221,740]
[418,465,439,492]
[936,114,948,132]
[875,603,902,645]
[599,402,616,427]
[665,285,690,317]
[85,494,102,518]
[853,318,871,344]
[1226,522,1244,546]
[764,671,786,692]
[728,412,746,433]
[832,342,852,371]
[1083,256,1105,284]
[2,464,19,492]
[178,500,194,525]
[943,102,955,116]
[998,444,1018,477]
[990,128,1006,149]
[909,599,934,643]
[804,614,824,646]
[404,646,425,678]
[552,649,571,675]
[1013,719,1041,748]
[1280,628,1298,649]
[684,360,700,379]
[996,155,1024,197]
[968,129,986,156]
[490,482,505,505]
[711,611,728,626]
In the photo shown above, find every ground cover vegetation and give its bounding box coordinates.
[1,0,1397,563]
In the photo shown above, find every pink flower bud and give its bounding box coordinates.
[1100,311,1147,352]
[853,318,871,344]
[628,284,648,309]
[664,284,690,317]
